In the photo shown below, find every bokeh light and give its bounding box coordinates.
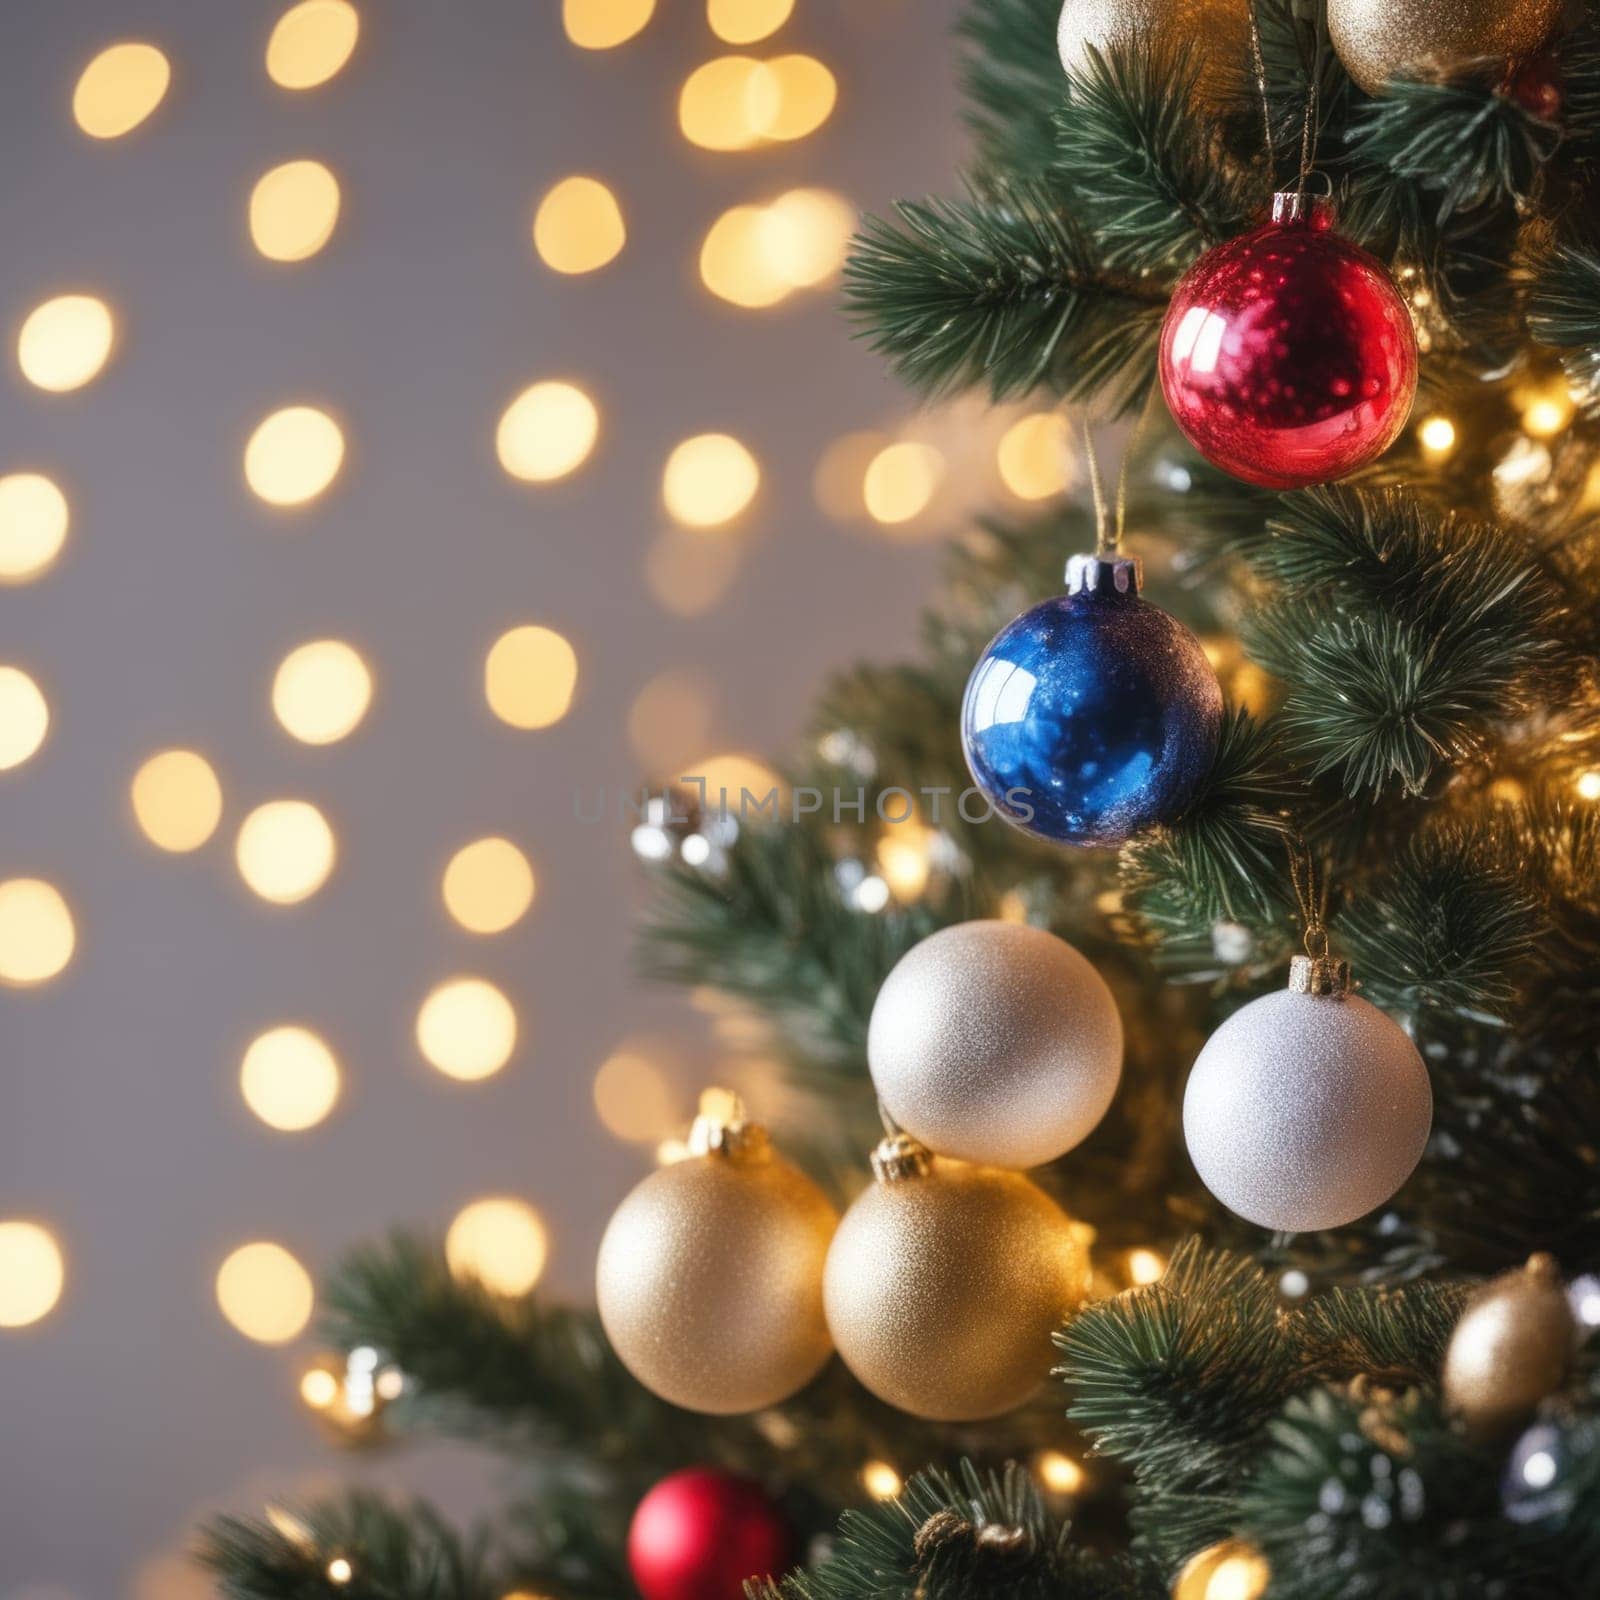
[1035,1450,1086,1495]
[0,879,75,986]
[266,0,360,90]
[699,204,792,309]
[627,668,716,773]
[271,639,373,745]
[678,57,779,150]
[235,800,336,904]
[0,473,69,583]
[593,1045,681,1141]
[249,160,342,262]
[861,1461,903,1500]
[495,381,600,482]
[0,667,50,771]
[533,177,625,275]
[645,527,745,616]
[813,430,887,522]
[863,441,943,525]
[484,624,579,729]
[662,433,759,528]
[0,1221,65,1328]
[1127,1247,1166,1286]
[687,751,782,807]
[300,1366,340,1408]
[997,412,1073,500]
[1417,415,1456,459]
[708,0,794,43]
[17,295,115,393]
[72,42,171,139]
[131,749,223,852]
[445,1197,548,1295]
[762,54,836,141]
[416,977,518,1080]
[215,1241,314,1343]
[244,406,345,507]
[441,837,536,934]
[240,1025,342,1132]
[760,188,855,288]
[563,0,656,49]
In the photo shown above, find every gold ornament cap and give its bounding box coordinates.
[1270,189,1335,229]
[1289,953,1351,997]
[1066,552,1142,596]
[870,1131,933,1182]
[687,1090,771,1162]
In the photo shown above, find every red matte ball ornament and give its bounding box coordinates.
[627,1468,795,1600]
[1159,192,1418,490]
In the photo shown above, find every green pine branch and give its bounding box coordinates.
[1527,240,1600,411]
[956,0,1065,177]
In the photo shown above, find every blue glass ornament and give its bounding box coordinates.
[961,553,1223,846]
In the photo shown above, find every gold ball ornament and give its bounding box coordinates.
[596,1099,838,1415]
[1057,0,1251,116]
[1442,1252,1578,1436]
[823,1135,1091,1421]
[1327,0,1566,96]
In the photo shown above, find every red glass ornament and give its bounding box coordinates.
[627,1468,794,1600]
[1159,193,1418,490]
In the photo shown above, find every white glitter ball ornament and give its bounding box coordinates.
[1182,955,1432,1232]
[867,920,1123,1169]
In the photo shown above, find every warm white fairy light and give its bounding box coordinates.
[1575,770,1600,801]
[1034,1450,1086,1494]
[860,1460,902,1500]
[1417,415,1456,459]
[1126,1248,1165,1286]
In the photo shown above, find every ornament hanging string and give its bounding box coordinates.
[1295,7,1324,199]
[1285,833,1331,960]
[1081,418,1111,554]
[1081,397,1157,559]
[1246,0,1276,181]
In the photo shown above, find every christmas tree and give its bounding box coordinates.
[202,1,1600,1596]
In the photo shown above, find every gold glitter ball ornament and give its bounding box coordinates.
[1442,1253,1578,1436]
[823,1135,1091,1421]
[596,1100,838,1414]
[1056,0,1252,116]
[1327,0,1566,96]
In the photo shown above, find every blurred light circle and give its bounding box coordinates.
[563,0,656,49]
[266,0,360,89]
[271,639,373,745]
[215,1241,314,1343]
[759,188,855,288]
[0,1221,65,1327]
[0,474,69,582]
[484,625,579,729]
[244,405,345,507]
[131,749,223,852]
[445,1197,547,1295]
[18,295,115,393]
[700,204,792,309]
[442,837,536,934]
[662,433,760,528]
[863,441,943,525]
[679,56,779,150]
[416,977,518,1080]
[534,176,625,275]
[495,381,599,482]
[593,1046,680,1141]
[235,800,336,904]
[762,54,836,140]
[813,430,887,522]
[0,667,49,771]
[707,0,794,43]
[0,879,75,986]
[250,159,341,262]
[72,42,171,139]
[240,1025,341,1131]
[997,412,1073,500]
[627,668,716,773]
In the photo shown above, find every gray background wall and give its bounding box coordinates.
[0,1,977,1595]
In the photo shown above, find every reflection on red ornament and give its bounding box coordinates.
[1503,52,1564,123]
[627,1468,794,1600]
[1158,192,1418,490]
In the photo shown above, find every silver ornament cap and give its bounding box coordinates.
[1182,962,1432,1232]
[867,920,1124,1170]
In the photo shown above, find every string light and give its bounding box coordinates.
[1126,1247,1166,1286]
[484,624,579,729]
[862,441,943,526]
[700,205,792,308]
[1034,1450,1086,1495]
[707,0,794,42]
[0,666,49,770]
[272,639,373,744]
[441,837,536,934]
[326,1556,354,1585]
[758,188,855,289]
[627,668,716,773]
[235,799,337,904]
[240,1025,341,1132]
[215,1241,314,1343]
[0,1221,65,1327]
[861,1461,903,1500]
[644,526,745,616]
[72,41,171,138]
[563,0,655,49]
[1416,415,1456,459]
[662,433,760,528]
[266,0,360,90]
[0,473,69,582]
[18,295,116,392]
[496,381,599,482]
[244,405,345,507]
[760,54,837,141]
[1521,383,1575,439]
[1576,771,1600,802]
[876,824,933,901]
[997,412,1073,499]
[593,1045,680,1142]
[445,1197,548,1296]
[131,749,223,852]
[678,57,778,150]
[300,1366,340,1409]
